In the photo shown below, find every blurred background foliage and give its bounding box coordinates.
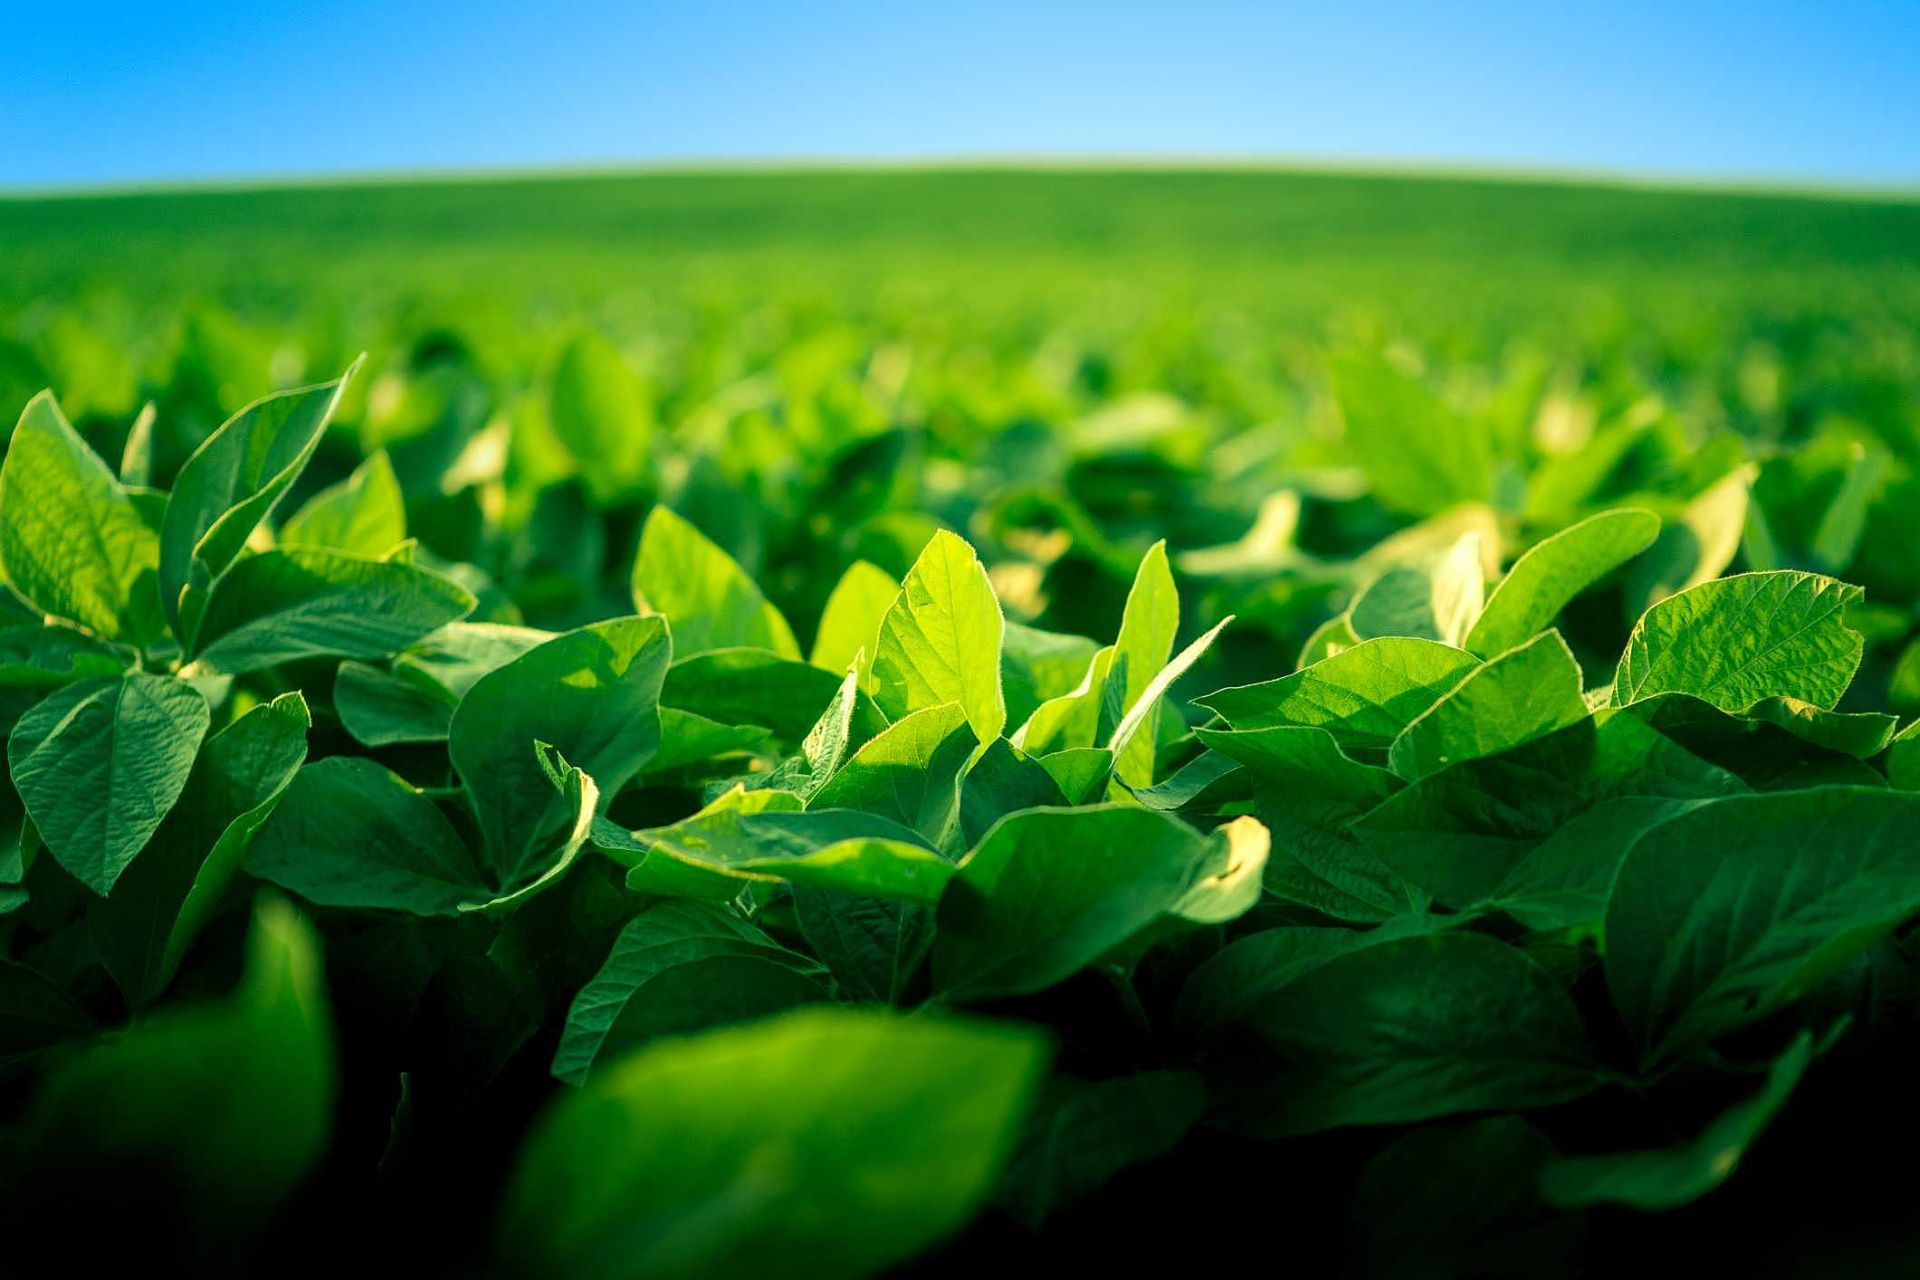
[5,167,1919,710]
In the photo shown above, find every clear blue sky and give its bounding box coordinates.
[6,1,1918,188]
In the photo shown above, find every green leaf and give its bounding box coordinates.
[1214,933,1595,1136]
[159,362,358,643]
[809,701,975,844]
[1356,711,1746,909]
[551,332,651,502]
[468,745,603,917]
[1197,725,1420,921]
[1620,691,1887,791]
[1332,352,1494,518]
[246,757,486,916]
[1481,795,1711,932]
[1108,541,1179,786]
[498,1007,1046,1280]
[551,901,827,1085]
[1466,507,1661,656]
[1349,531,1487,647]
[184,547,476,675]
[1742,695,1896,759]
[1000,620,1101,730]
[278,449,406,557]
[1541,1030,1814,1210]
[959,737,1070,847]
[8,672,209,896]
[1890,719,1920,791]
[0,391,161,641]
[1175,916,1453,1039]
[1037,746,1115,804]
[632,505,798,660]
[1197,636,1480,750]
[996,1071,1206,1228]
[1606,787,1920,1064]
[1613,570,1864,713]
[870,529,1006,743]
[1105,616,1231,775]
[1387,630,1588,782]
[1012,644,1115,756]
[810,559,898,673]
[1626,465,1753,610]
[792,888,930,1005]
[334,660,456,746]
[0,625,131,726]
[119,401,155,488]
[665,647,887,745]
[394,621,554,701]
[450,615,670,889]
[16,898,333,1259]
[603,791,953,905]
[932,807,1231,1002]
[91,692,310,1003]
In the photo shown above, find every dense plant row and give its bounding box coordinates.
[1,329,1918,1276]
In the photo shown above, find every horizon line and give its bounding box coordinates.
[6,151,1920,206]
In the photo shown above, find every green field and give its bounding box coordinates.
[4,169,1920,1275]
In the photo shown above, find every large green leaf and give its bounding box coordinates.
[1465,507,1660,656]
[1104,616,1231,775]
[1000,620,1101,730]
[278,449,406,557]
[1479,795,1711,932]
[1109,541,1179,785]
[808,701,975,844]
[632,505,798,660]
[1348,531,1487,647]
[932,806,1235,1002]
[958,737,1071,846]
[551,901,828,1084]
[450,615,670,888]
[1612,570,1864,712]
[1606,787,1920,1064]
[664,647,886,745]
[1175,916,1454,1039]
[1214,933,1595,1136]
[603,790,953,905]
[159,362,357,643]
[1196,637,1480,749]
[1356,711,1747,909]
[333,659,457,746]
[13,898,333,1260]
[182,547,476,675]
[1387,630,1588,781]
[870,529,1006,742]
[792,888,931,1005]
[1197,725,1420,921]
[91,692,310,1003]
[246,756,486,916]
[0,391,161,641]
[498,1007,1045,1280]
[0,624,130,727]
[8,673,209,895]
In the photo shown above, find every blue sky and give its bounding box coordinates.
[5,1,1918,188]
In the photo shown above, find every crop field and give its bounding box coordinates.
[3,168,1920,1275]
